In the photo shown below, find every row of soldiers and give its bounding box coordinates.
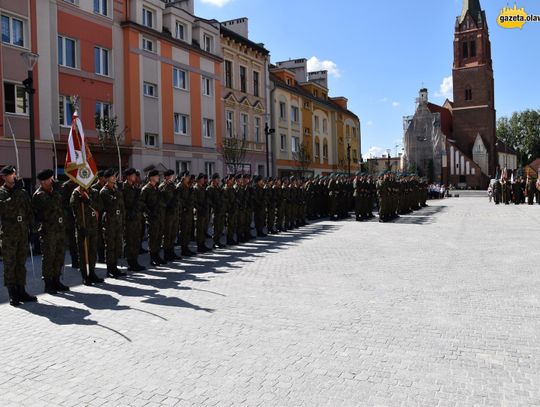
[0,164,430,306]
[491,177,540,205]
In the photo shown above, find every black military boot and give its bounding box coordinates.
[55,277,70,292]
[106,264,120,278]
[197,244,209,253]
[169,250,182,261]
[18,286,38,303]
[8,286,21,306]
[157,254,167,265]
[128,260,146,272]
[181,246,195,256]
[44,278,58,295]
[150,254,161,267]
[226,238,236,246]
[114,263,127,277]
[89,270,104,283]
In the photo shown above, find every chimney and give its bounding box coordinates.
[331,97,348,110]
[276,58,308,83]
[308,70,328,89]
[221,17,249,38]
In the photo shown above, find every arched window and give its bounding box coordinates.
[314,137,320,159]
[465,86,472,101]
[323,138,328,160]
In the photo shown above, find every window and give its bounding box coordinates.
[203,34,213,53]
[303,101,310,109]
[176,161,191,174]
[239,66,247,93]
[280,134,287,151]
[63,0,76,3]
[59,95,74,126]
[142,37,154,52]
[224,60,232,88]
[94,46,110,76]
[323,118,328,133]
[241,114,248,140]
[202,77,212,96]
[173,67,187,89]
[205,162,215,177]
[93,0,108,16]
[175,21,186,40]
[465,87,472,101]
[226,111,234,138]
[279,102,286,120]
[145,133,157,147]
[292,136,300,153]
[258,165,265,177]
[142,7,153,28]
[314,116,320,132]
[291,106,299,123]
[95,101,110,130]
[353,149,357,160]
[462,41,468,59]
[254,117,261,142]
[58,35,77,68]
[253,71,259,97]
[174,113,188,135]
[470,40,476,57]
[315,140,320,158]
[143,82,157,97]
[203,118,214,138]
[1,14,25,47]
[95,101,110,121]
[4,83,27,114]
[323,140,328,159]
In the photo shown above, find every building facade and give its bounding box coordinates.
[220,18,269,176]
[269,59,360,177]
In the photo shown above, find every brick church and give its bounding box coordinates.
[403,0,498,188]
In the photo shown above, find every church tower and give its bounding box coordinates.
[452,0,497,177]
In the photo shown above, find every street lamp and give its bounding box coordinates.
[264,123,275,177]
[21,51,39,192]
[386,148,391,170]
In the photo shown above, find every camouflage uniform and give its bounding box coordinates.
[140,182,164,264]
[207,180,225,247]
[100,184,125,276]
[61,180,79,267]
[159,179,180,260]
[123,180,144,270]
[178,181,194,255]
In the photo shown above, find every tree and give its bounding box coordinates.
[95,114,120,148]
[497,109,540,165]
[292,142,311,176]
[219,136,248,174]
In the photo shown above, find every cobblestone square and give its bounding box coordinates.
[1,196,540,406]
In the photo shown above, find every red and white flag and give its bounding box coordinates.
[65,112,98,189]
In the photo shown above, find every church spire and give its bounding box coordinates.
[460,0,482,24]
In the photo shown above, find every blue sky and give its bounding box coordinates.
[195,0,540,158]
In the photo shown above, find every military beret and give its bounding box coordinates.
[97,170,105,178]
[148,169,159,177]
[203,173,209,179]
[124,167,137,177]
[135,170,141,176]
[190,174,195,180]
[164,169,174,177]
[267,177,274,182]
[211,173,220,180]
[290,176,296,181]
[0,165,16,176]
[197,173,205,180]
[281,177,288,182]
[227,174,235,181]
[104,168,116,178]
[243,174,250,179]
[235,174,242,180]
[37,169,54,181]
[254,175,262,182]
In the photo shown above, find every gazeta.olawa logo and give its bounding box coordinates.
[497,3,540,29]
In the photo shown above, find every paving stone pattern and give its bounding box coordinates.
[1,197,540,406]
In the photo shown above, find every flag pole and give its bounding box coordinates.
[50,125,58,179]
[6,118,20,174]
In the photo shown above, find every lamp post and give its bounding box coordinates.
[264,122,275,177]
[21,51,39,192]
[386,148,391,170]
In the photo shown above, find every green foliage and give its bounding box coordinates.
[95,114,119,148]
[496,109,540,165]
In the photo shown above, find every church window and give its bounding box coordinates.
[465,87,472,101]
[470,40,476,57]
[462,42,468,59]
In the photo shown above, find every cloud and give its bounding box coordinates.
[307,56,341,78]
[366,120,374,127]
[392,101,400,107]
[379,97,388,103]
[367,146,385,158]
[435,75,453,98]
[200,0,232,6]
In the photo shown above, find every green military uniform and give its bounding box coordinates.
[123,169,145,271]
[265,179,277,233]
[192,176,209,252]
[177,176,194,256]
[206,174,225,247]
[99,176,125,277]
[223,176,237,244]
[71,186,104,285]
[32,170,67,293]
[91,177,106,263]
[0,166,37,306]
[253,177,267,237]
[140,174,165,265]
[61,180,79,268]
[159,172,180,261]
[273,180,284,231]
[243,176,254,239]
[234,178,247,241]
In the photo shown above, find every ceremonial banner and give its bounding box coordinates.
[65,112,98,189]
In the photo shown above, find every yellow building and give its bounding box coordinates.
[269,59,361,177]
